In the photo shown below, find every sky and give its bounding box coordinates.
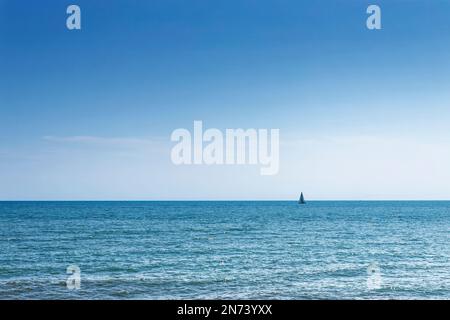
[1,0,450,200]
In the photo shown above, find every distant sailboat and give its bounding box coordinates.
[299,192,306,204]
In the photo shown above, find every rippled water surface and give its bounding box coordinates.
[1,201,449,299]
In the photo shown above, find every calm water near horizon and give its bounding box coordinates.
[0,201,449,299]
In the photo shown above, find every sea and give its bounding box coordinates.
[0,201,449,299]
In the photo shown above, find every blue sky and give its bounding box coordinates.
[1,0,450,200]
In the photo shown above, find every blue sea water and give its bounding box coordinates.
[0,201,449,300]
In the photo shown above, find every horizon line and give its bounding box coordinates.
[2,199,450,202]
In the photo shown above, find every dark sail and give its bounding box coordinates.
[299,192,306,204]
